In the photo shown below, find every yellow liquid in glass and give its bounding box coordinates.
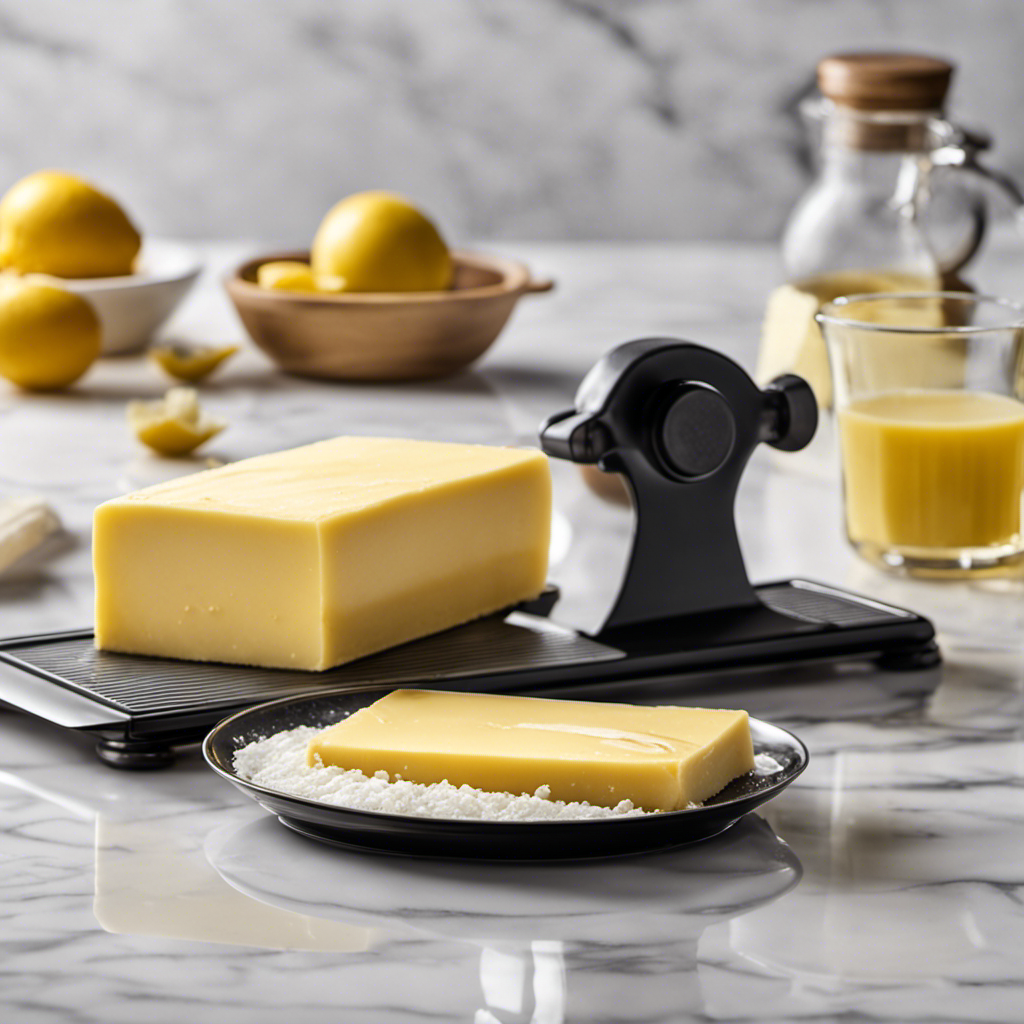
[839,390,1024,551]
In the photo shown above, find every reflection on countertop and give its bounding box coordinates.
[95,814,376,952]
[207,811,801,945]
[712,647,1024,1022]
[208,811,799,1022]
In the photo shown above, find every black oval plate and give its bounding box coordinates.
[203,690,808,860]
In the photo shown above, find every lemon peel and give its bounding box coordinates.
[257,261,320,293]
[310,191,452,293]
[149,342,238,383]
[0,278,101,390]
[313,273,347,293]
[128,387,225,457]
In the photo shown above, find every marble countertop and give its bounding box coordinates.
[3,236,1024,1024]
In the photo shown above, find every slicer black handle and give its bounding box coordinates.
[538,410,611,463]
[540,339,818,634]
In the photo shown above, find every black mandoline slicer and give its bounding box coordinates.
[0,338,938,769]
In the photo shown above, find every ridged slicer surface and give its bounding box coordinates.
[1,613,622,717]
[757,581,909,627]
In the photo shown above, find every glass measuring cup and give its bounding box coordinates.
[818,292,1024,576]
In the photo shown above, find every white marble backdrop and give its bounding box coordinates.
[0,0,1022,242]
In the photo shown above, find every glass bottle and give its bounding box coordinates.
[757,53,1023,432]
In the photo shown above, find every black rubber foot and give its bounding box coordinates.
[875,641,942,672]
[96,738,176,769]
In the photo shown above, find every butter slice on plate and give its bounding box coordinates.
[307,690,756,811]
[93,437,551,671]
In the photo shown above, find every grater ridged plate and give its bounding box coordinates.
[758,580,910,627]
[0,613,622,719]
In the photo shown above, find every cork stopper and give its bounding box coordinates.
[816,53,954,150]
[818,53,954,112]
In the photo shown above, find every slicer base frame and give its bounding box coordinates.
[0,578,937,768]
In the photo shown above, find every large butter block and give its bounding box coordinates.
[94,437,551,670]
[307,690,756,811]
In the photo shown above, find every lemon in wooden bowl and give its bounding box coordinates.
[310,191,453,294]
[226,192,552,381]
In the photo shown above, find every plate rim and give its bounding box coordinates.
[202,687,809,831]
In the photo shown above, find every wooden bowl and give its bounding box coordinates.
[225,250,553,381]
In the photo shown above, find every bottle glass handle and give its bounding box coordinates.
[931,119,1024,210]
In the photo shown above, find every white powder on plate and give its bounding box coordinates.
[232,725,653,821]
[754,752,784,774]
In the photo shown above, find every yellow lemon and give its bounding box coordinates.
[128,387,225,456]
[149,342,238,383]
[0,278,101,390]
[311,191,452,293]
[0,170,141,279]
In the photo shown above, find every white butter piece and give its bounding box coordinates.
[0,497,61,575]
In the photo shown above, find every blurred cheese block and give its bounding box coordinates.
[758,283,834,407]
[93,437,551,670]
[0,497,61,575]
[307,689,756,811]
[756,269,943,409]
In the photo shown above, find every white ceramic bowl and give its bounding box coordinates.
[54,240,202,355]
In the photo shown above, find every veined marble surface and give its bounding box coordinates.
[2,236,1024,1023]
[2,0,1023,242]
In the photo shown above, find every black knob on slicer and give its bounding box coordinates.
[654,384,737,479]
[760,374,818,452]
